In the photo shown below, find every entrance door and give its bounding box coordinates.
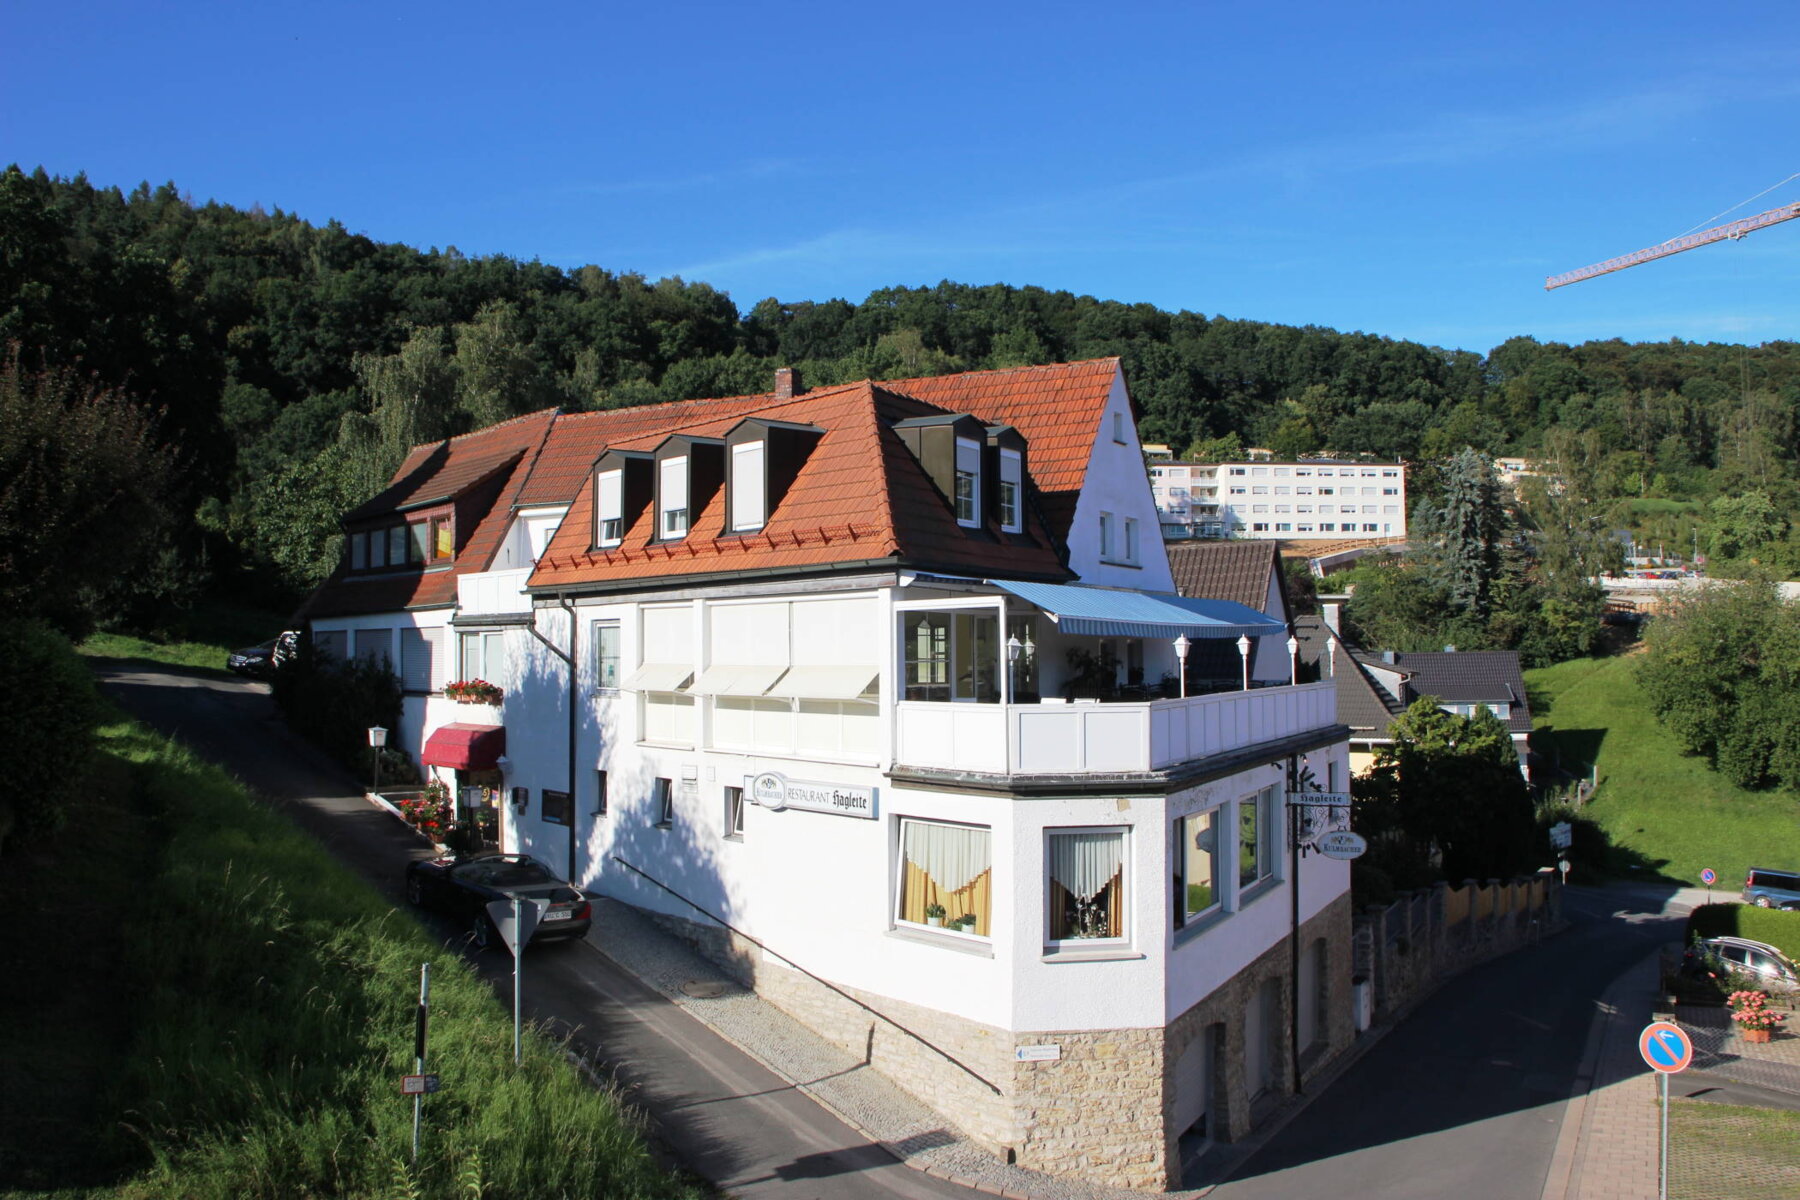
[1172,1028,1214,1139]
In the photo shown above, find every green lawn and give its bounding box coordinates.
[78,597,293,675]
[0,708,699,1200]
[1669,1100,1800,1200]
[1525,655,1800,887]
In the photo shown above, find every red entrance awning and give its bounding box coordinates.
[421,723,506,770]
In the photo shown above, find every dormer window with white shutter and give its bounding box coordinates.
[659,456,689,539]
[954,438,981,527]
[998,448,1023,533]
[730,441,766,532]
[596,469,624,546]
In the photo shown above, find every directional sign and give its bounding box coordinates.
[400,1073,441,1095]
[486,897,548,956]
[1699,868,1717,886]
[1639,1021,1693,1074]
[1285,791,1353,808]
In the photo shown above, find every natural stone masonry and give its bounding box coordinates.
[644,890,1355,1192]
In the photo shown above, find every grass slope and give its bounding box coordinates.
[78,598,293,676]
[0,711,699,1200]
[1526,654,1800,888]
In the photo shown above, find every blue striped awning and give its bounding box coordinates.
[989,580,1288,640]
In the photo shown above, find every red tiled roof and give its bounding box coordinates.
[527,380,1072,591]
[308,359,1124,613]
[880,359,1120,539]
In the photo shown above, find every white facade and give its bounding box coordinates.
[1151,458,1408,542]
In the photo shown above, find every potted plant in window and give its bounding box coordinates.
[445,678,504,705]
[925,903,947,927]
[956,913,979,933]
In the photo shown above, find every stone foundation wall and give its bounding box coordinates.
[639,896,1360,1195]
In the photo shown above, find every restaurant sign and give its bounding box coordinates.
[748,771,878,819]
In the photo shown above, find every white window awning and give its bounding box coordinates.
[686,664,788,696]
[764,665,879,700]
[620,662,694,692]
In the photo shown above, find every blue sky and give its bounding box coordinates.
[5,1,1798,355]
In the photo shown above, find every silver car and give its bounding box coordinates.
[1685,936,1800,994]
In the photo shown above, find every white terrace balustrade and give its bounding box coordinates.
[457,567,533,615]
[892,582,1332,778]
[893,680,1337,777]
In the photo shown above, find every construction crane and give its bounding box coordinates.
[1544,201,1800,290]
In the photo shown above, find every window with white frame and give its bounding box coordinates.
[460,630,505,684]
[1112,411,1126,444]
[659,456,689,538]
[1238,786,1277,891]
[1047,828,1127,942]
[954,438,981,526]
[591,619,621,691]
[897,818,990,937]
[900,611,997,702]
[652,777,674,827]
[730,441,766,532]
[1124,517,1139,564]
[401,627,447,693]
[595,769,609,816]
[998,448,1023,533]
[725,786,745,839]
[1175,809,1220,927]
[596,469,624,545]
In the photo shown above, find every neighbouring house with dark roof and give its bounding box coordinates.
[1293,601,1531,776]
[301,359,1354,1190]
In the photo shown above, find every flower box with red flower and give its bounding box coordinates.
[444,678,504,705]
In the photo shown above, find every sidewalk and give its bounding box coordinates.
[587,897,1198,1200]
[1542,939,1800,1200]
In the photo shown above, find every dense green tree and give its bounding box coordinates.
[1354,699,1537,883]
[1409,449,1508,620]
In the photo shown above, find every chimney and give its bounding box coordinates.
[774,367,799,400]
[1321,602,1341,635]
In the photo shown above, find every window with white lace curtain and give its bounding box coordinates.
[1046,827,1127,944]
[895,818,990,938]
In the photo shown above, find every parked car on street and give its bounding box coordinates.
[1681,936,1800,994]
[227,631,298,678]
[1742,867,1800,908]
[404,853,592,949]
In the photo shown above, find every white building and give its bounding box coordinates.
[1150,457,1408,542]
[304,360,1354,1191]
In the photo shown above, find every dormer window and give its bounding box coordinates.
[351,533,367,570]
[954,438,981,527]
[596,469,624,546]
[730,441,766,532]
[659,455,690,539]
[998,448,1023,533]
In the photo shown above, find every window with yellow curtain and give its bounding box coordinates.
[1047,828,1126,942]
[896,819,991,937]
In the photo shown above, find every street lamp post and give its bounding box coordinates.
[1173,635,1191,698]
[368,725,388,797]
[1236,635,1252,691]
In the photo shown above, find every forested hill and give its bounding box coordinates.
[5,164,1800,629]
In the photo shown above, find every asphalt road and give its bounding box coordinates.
[1210,884,1694,1199]
[94,662,971,1200]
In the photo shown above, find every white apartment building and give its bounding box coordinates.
[304,360,1355,1191]
[1150,458,1408,542]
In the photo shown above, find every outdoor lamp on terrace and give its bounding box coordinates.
[1006,634,1022,700]
[368,725,388,797]
[1287,634,1300,685]
[1172,635,1191,698]
[1236,635,1252,691]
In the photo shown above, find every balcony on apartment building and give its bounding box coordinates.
[892,581,1338,781]
[457,567,534,616]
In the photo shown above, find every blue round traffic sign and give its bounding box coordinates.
[1639,1021,1693,1074]
[1700,868,1717,886]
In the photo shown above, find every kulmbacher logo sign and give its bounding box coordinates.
[747,772,877,819]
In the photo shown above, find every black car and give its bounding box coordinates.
[405,853,592,949]
[227,631,297,678]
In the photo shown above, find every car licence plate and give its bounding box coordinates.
[543,910,572,921]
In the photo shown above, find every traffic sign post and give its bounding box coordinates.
[1700,867,1716,902]
[409,963,430,1163]
[1639,1021,1693,1200]
[487,897,548,1065]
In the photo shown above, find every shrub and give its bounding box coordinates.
[270,633,403,775]
[0,619,103,852]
